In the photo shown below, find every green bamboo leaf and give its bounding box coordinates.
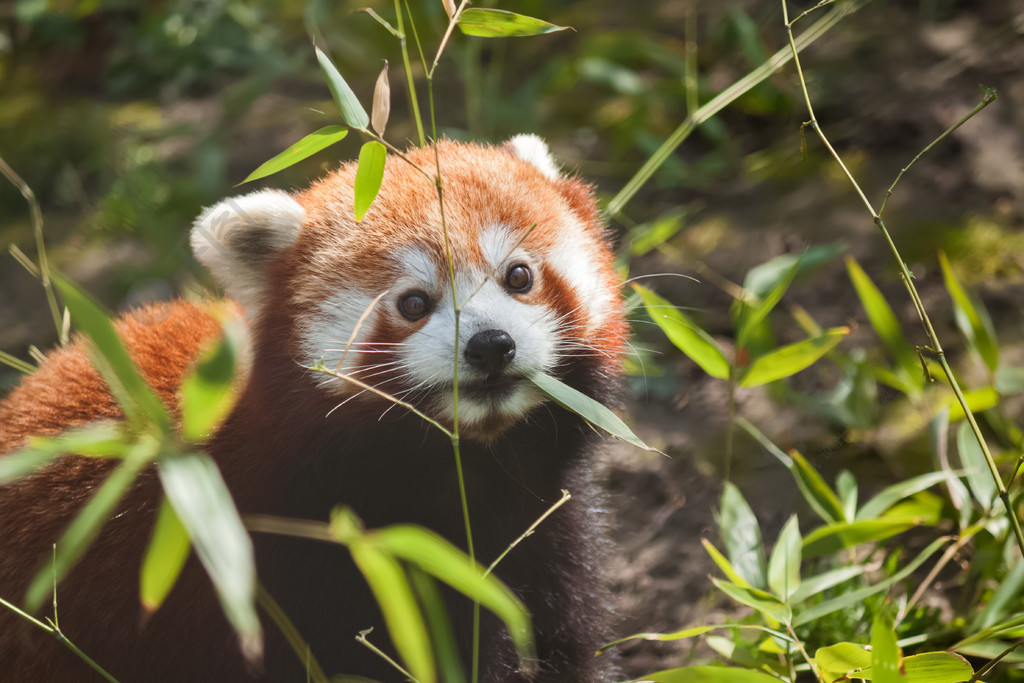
[634,284,730,380]
[939,251,999,373]
[159,452,261,662]
[625,665,783,682]
[701,538,751,588]
[836,470,859,522]
[529,371,653,451]
[767,515,801,600]
[26,436,158,612]
[971,557,1024,632]
[408,569,466,683]
[846,256,923,392]
[815,642,872,682]
[372,523,534,664]
[241,126,349,184]
[789,449,846,524]
[180,319,241,443]
[735,254,802,349]
[850,652,974,682]
[52,275,169,435]
[718,482,767,589]
[956,420,997,511]
[354,140,387,222]
[804,495,943,558]
[457,9,569,38]
[711,578,792,623]
[738,327,848,387]
[349,541,435,682]
[1,423,127,484]
[946,386,999,421]
[599,624,790,655]
[870,608,901,683]
[793,537,949,626]
[314,46,369,131]
[140,497,191,615]
[855,471,954,521]
[789,565,868,604]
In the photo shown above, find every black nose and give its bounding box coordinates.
[464,329,516,378]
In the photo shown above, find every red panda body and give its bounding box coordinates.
[0,138,627,681]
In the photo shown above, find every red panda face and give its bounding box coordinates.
[192,137,626,438]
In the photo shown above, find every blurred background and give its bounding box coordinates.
[2,0,1023,677]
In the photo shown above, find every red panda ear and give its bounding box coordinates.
[190,189,305,315]
[504,134,562,181]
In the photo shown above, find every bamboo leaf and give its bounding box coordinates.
[956,420,997,511]
[635,284,730,380]
[767,515,801,600]
[241,126,349,184]
[939,251,999,373]
[315,46,369,131]
[457,9,569,38]
[789,449,846,524]
[718,482,767,589]
[711,578,792,623]
[624,665,783,682]
[371,61,391,136]
[159,453,261,662]
[529,371,653,451]
[354,140,387,222]
[180,320,240,443]
[738,327,848,387]
[870,607,902,683]
[599,624,791,655]
[140,497,191,615]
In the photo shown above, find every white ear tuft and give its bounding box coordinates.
[507,134,561,181]
[191,189,305,314]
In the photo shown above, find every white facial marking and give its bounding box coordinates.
[300,289,380,393]
[540,217,612,335]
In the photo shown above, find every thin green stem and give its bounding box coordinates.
[0,155,64,344]
[971,638,1024,682]
[393,0,425,146]
[786,621,823,683]
[781,0,1024,558]
[356,630,418,681]
[879,88,997,217]
[428,0,470,79]
[485,490,571,578]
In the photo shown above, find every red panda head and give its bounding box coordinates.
[191,136,626,438]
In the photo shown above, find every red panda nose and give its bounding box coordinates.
[464,329,516,378]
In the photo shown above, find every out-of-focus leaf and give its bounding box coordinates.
[625,666,783,682]
[354,140,387,222]
[635,284,730,380]
[929,408,972,529]
[939,251,999,373]
[870,607,901,683]
[628,209,687,256]
[180,320,240,443]
[315,46,369,131]
[371,61,390,136]
[2,423,127,484]
[855,471,955,521]
[789,565,869,604]
[599,624,790,655]
[995,365,1024,394]
[851,652,974,682]
[767,515,801,600]
[529,372,653,451]
[743,244,844,299]
[738,327,848,387]
[946,386,999,421]
[372,524,534,664]
[159,453,261,662]
[241,126,349,184]
[789,450,846,524]
[793,537,949,626]
[735,255,801,349]
[711,578,791,623]
[140,496,191,615]
[956,421,997,511]
[836,470,859,522]
[846,256,923,393]
[718,483,767,589]
[408,569,465,683]
[701,539,751,588]
[53,275,169,434]
[457,9,569,37]
[804,494,943,557]
[26,436,157,612]
[971,553,1024,631]
[350,541,435,682]
[815,642,872,682]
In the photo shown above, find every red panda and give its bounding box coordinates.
[0,136,627,681]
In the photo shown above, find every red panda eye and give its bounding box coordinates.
[398,291,431,321]
[506,264,533,293]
